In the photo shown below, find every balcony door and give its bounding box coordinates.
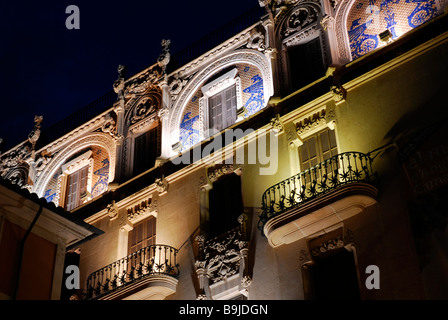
[299,128,338,196]
[128,216,156,254]
[300,128,338,171]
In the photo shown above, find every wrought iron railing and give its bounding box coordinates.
[258,152,376,231]
[85,244,179,300]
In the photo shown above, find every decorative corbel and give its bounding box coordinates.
[270,114,284,136]
[106,200,119,220]
[320,14,335,32]
[155,175,169,195]
[284,121,303,148]
[331,84,347,103]
[325,105,337,130]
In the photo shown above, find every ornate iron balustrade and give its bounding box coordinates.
[86,244,179,300]
[258,152,376,231]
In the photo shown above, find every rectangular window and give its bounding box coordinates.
[128,216,156,254]
[300,128,338,171]
[134,127,158,176]
[65,165,89,211]
[209,84,237,132]
[289,37,326,91]
[207,173,243,238]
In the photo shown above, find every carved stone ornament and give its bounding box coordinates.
[106,200,119,220]
[195,228,249,284]
[246,29,266,52]
[296,109,327,135]
[113,64,127,97]
[310,235,344,257]
[101,112,117,136]
[127,198,156,221]
[270,114,284,135]
[28,115,43,149]
[129,97,157,125]
[124,66,161,99]
[169,75,188,102]
[0,143,31,179]
[157,39,171,75]
[158,106,169,121]
[241,275,252,288]
[281,3,320,39]
[320,14,334,32]
[206,164,235,184]
[155,176,169,194]
[331,85,346,102]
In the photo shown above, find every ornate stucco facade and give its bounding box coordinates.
[1,0,448,300]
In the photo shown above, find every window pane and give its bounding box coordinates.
[329,129,337,149]
[320,131,330,153]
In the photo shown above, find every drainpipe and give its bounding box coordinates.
[12,203,44,300]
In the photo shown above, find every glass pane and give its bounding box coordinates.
[329,129,337,149]
[308,137,317,159]
[320,131,330,153]
[301,140,310,162]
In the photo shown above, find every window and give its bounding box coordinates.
[199,68,243,139]
[128,216,156,254]
[209,84,237,132]
[300,128,338,171]
[65,166,89,211]
[58,150,93,211]
[133,127,159,176]
[207,173,243,238]
[288,37,326,91]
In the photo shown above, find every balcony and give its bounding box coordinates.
[258,152,378,247]
[86,244,179,300]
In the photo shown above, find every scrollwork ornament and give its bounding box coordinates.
[169,75,188,100]
[247,30,266,52]
[320,14,334,31]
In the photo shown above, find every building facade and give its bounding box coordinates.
[1,0,448,300]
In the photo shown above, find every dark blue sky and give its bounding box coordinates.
[0,0,259,151]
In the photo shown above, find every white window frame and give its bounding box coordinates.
[199,68,244,140]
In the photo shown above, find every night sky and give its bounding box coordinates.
[0,0,259,151]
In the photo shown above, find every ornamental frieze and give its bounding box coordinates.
[127,197,157,222]
[296,109,327,135]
